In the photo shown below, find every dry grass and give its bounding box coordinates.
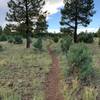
[0,40,51,100]
[0,38,100,100]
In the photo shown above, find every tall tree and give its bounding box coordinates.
[34,14,48,34]
[60,0,95,42]
[6,0,45,48]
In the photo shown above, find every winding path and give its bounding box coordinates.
[45,44,64,100]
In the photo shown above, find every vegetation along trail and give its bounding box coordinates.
[45,43,64,100]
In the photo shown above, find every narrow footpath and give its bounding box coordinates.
[45,44,64,100]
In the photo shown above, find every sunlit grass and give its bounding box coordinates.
[0,39,51,100]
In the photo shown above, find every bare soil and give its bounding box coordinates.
[45,44,64,100]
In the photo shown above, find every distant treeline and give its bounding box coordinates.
[33,33,67,38]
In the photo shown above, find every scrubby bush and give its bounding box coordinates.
[8,36,14,43]
[67,43,93,82]
[53,36,59,43]
[61,35,72,54]
[0,34,7,41]
[93,32,98,37]
[33,37,42,50]
[13,35,23,44]
[78,32,94,43]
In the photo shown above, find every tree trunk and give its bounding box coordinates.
[74,0,78,43]
[74,20,78,43]
[25,0,30,48]
[26,30,31,48]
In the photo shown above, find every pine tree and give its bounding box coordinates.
[60,0,95,42]
[34,14,48,34]
[6,0,45,48]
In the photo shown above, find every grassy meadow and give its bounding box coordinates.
[0,39,51,100]
[0,38,100,100]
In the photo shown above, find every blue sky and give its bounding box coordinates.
[0,0,100,33]
[86,0,100,29]
[48,0,100,33]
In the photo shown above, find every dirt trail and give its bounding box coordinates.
[45,44,64,100]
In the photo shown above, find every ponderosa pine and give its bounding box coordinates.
[60,0,95,42]
[6,0,45,48]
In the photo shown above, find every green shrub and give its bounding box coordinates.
[78,32,94,43]
[0,34,7,41]
[61,35,72,54]
[14,35,23,44]
[8,36,14,43]
[67,43,93,82]
[53,36,59,43]
[33,37,42,50]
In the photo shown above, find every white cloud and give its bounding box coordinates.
[43,0,64,15]
[0,0,64,27]
[48,28,60,33]
[0,0,64,15]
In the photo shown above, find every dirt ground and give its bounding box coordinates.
[45,44,64,100]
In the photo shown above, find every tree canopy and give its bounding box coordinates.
[34,14,48,34]
[6,0,45,48]
[60,0,95,42]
